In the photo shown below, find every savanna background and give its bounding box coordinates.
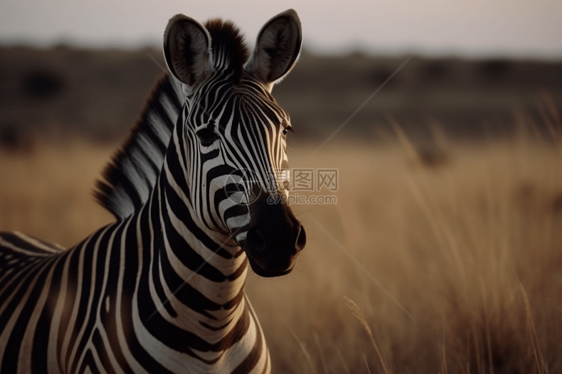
[1,1,562,373]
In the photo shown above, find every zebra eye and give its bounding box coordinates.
[282,128,289,135]
[196,128,219,146]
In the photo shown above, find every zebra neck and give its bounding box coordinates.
[141,132,250,338]
[120,197,264,371]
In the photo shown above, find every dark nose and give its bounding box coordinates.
[247,224,306,255]
[247,227,267,253]
[243,192,306,276]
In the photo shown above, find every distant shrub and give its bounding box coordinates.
[478,59,513,82]
[0,122,34,152]
[421,61,450,82]
[22,69,64,99]
[371,68,398,87]
[551,192,562,214]
[417,147,449,168]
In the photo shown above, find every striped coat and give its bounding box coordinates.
[0,9,305,373]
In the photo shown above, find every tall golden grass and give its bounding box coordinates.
[0,139,114,245]
[1,120,561,373]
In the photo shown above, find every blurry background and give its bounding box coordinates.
[1,1,562,373]
[1,0,562,143]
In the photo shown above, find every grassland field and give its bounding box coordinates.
[1,45,562,373]
[1,117,561,373]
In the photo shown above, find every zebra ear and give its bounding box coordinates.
[245,9,302,88]
[163,14,213,90]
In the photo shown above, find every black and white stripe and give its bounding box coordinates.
[0,9,304,374]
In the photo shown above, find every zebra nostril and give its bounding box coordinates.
[295,225,306,252]
[247,228,267,253]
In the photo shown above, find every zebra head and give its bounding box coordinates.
[163,10,306,277]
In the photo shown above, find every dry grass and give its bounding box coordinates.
[250,129,562,373]
[1,126,561,373]
[0,139,114,246]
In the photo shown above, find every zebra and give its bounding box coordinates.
[0,9,306,373]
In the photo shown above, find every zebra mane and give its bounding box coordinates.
[204,19,250,76]
[94,74,184,219]
[95,19,249,220]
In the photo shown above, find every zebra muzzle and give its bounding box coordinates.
[242,192,306,277]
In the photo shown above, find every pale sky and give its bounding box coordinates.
[1,0,561,58]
